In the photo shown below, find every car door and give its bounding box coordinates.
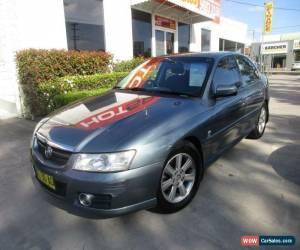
[202,56,246,161]
[235,55,265,135]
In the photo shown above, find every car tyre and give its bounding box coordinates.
[247,103,268,139]
[154,141,203,213]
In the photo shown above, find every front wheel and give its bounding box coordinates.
[155,142,203,213]
[247,104,268,139]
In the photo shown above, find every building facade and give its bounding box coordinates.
[0,0,248,117]
[251,32,300,71]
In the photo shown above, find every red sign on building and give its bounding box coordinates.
[155,15,176,30]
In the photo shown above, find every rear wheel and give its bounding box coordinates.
[155,142,203,213]
[247,104,268,139]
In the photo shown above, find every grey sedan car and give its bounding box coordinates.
[31,52,269,218]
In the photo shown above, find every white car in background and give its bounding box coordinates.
[291,61,300,71]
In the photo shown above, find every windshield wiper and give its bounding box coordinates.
[131,87,194,97]
[114,87,149,92]
[119,87,195,97]
[129,87,147,91]
[151,89,195,97]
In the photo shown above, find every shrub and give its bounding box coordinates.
[53,87,111,109]
[16,49,112,117]
[113,57,145,72]
[37,71,128,114]
[16,49,112,85]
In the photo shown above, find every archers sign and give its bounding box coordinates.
[261,42,288,55]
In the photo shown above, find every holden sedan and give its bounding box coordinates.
[31,52,269,218]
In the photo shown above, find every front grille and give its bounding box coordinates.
[37,138,71,166]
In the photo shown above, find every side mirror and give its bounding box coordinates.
[213,84,238,98]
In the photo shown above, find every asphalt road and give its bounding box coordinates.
[0,75,299,250]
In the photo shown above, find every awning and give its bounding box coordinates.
[131,0,220,24]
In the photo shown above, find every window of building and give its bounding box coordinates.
[166,32,175,55]
[178,22,190,53]
[294,50,300,62]
[64,0,105,51]
[236,55,259,85]
[155,30,165,56]
[272,55,286,69]
[213,56,240,86]
[219,38,245,54]
[237,43,245,54]
[224,40,236,51]
[201,29,211,52]
[132,9,152,57]
[219,38,224,51]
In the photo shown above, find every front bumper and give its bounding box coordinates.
[31,151,162,218]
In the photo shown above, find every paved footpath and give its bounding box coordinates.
[0,75,299,250]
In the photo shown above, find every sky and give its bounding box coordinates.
[220,0,300,41]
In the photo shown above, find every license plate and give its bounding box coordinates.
[36,168,56,190]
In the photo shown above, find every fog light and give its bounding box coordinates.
[78,193,94,207]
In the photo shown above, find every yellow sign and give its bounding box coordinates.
[264,2,273,33]
[181,0,200,8]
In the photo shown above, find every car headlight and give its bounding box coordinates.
[72,150,136,172]
[34,117,49,133]
[31,117,49,147]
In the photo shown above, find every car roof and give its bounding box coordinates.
[166,51,243,60]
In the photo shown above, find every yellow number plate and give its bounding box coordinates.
[36,169,56,190]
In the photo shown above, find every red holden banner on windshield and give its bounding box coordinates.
[124,58,162,89]
[75,96,160,129]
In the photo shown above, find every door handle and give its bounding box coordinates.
[240,98,246,106]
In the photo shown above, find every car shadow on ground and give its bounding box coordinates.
[269,144,300,186]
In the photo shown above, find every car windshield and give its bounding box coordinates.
[117,57,212,96]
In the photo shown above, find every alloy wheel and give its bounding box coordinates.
[258,106,266,134]
[161,153,196,204]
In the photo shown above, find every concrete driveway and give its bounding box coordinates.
[0,75,299,250]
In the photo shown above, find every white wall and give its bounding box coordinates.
[103,0,133,61]
[16,0,68,50]
[0,0,19,114]
[0,0,67,115]
[190,17,248,52]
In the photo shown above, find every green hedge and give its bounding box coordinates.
[16,49,112,85]
[15,49,145,118]
[113,57,144,72]
[37,72,128,114]
[16,49,112,117]
[53,87,111,109]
